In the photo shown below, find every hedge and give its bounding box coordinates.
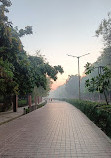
[63,99,111,138]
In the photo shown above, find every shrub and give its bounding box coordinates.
[37,100,47,109]
[63,99,111,138]
[18,99,27,107]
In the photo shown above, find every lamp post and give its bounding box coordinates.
[67,53,90,99]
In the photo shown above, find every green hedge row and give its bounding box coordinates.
[63,99,111,138]
[37,100,47,109]
[24,100,47,115]
[18,99,27,107]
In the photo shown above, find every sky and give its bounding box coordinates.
[8,0,111,90]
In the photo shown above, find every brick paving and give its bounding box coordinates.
[0,100,111,158]
[0,100,45,125]
[0,106,26,125]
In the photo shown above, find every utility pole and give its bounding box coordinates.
[67,53,90,99]
[77,57,80,100]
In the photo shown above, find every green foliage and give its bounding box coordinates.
[0,0,12,7]
[23,100,47,115]
[85,62,111,105]
[0,58,18,111]
[33,77,52,98]
[95,12,111,47]
[37,100,47,109]
[84,62,94,75]
[0,0,64,111]
[28,54,64,91]
[0,0,32,96]
[0,0,12,24]
[96,46,111,68]
[64,99,111,138]
[18,99,27,107]
[15,26,33,37]
[0,58,18,95]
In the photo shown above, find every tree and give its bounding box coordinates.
[0,0,33,95]
[85,62,111,105]
[0,0,64,111]
[32,77,52,98]
[95,12,111,69]
[65,75,79,98]
[0,58,18,110]
[0,58,18,95]
[28,54,64,91]
[0,0,12,24]
[95,12,111,47]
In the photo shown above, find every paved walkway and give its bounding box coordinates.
[0,100,45,125]
[0,100,111,158]
[0,106,27,125]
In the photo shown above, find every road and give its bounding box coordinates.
[0,100,111,158]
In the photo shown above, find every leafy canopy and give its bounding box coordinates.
[0,0,64,98]
[85,62,111,105]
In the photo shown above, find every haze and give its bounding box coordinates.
[9,0,111,90]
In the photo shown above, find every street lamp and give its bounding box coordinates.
[67,53,90,99]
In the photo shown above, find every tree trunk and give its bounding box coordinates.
[13,95,18,112]
[3,95,12,112]
[103,91,109,105]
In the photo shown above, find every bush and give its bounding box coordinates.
[18,99,27,107]
[23,100,47,115]
[0,96,3,103]
[63,99,111,138]
[37,100,47,109]
[0,95,12,112]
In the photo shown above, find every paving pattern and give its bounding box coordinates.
[0,107,24,125]
[0,100,111,158]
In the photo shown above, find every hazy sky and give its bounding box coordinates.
[8,0,111,90]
